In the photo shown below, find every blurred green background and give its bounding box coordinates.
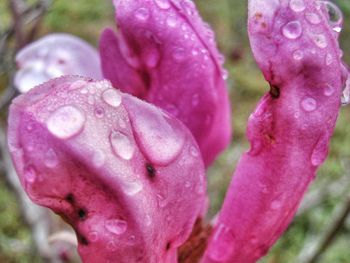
[0,0,349,262]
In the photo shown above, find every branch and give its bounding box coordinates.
[297,193,350,263]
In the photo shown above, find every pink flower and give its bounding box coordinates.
[201,1,348,262]
[100,0,232,166]
[8,76,206,262]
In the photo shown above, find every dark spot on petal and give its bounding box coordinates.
[146,163,156,178]
[65,193,74,203]
[79,235,89,246]
[269,84,280,99]
[166,242,171,251]
[78,209,87,220]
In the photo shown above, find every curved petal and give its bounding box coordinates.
[15,33,103,93]
[202,1,346,262]
[8,76,206,263]
[100,0,232,166]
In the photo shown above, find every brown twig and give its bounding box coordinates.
[297,193,350,263]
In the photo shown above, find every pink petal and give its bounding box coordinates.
[100,29,147,97]
[15,33,103,93]
[202,1,346,262]
[100,0,232,166]
[8,76,206,263]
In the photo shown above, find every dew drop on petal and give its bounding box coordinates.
[24,165,37,183]
[190,146,199,157]
[105,219,127,235]
[305,12,321,25]
[311,133,329,166]
[102,89,122,108]
[300,97,317,112]
[92,150,106,167]
[208,224,235,262]
[325,53,333,66]
[282,21,302,39]
[125,97,185,165]
[157,193,168,208]
[324,84,335,97]
[289,0,306,12]
[44,148,59,168]
[135,8,150,21]
[47,106,86,139]
[166,15,178,27]
[172,47,186,62]
[323,1,343,32]
[154,0,170,9]
[312,34,328,48]
[293,50,304,60]
[191,94,199,107]
[342,80,350,106]
[109,130,134,160]
[94,106,105,118]
[122,181,143,196]
[270,200,282,210]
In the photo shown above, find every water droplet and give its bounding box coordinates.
[143,48,160,68]
[289,0,306,12]
[301,97,317,112]
[181,0,195,16]
[102,89,122,108]
[135,8,150,21]
[185,181,191,188]
[47,106,86,139]
[342,77,350,106]
[311,34,328,48]
[145,214,152,226]
[92,150,106,167]
[87,95,95,105]
[271,200,281,210]
[305,12,321,25]
[323,1,343,33]
[191,94,199,107]
[293,50,304,60]
[166,15,178,27]
[172,47,186,62]
[105,219,127,235]
[44,149,59,168]
[311,133,329,166]
[94,106,105,118]
[109,130,134,160]
[324,84,335,96]
[69,80,87,91]
[282,20,302,39]
[154,0,170,9]
[222,70,229,80]
[157,193,168,208]
[122,181,143,196]
[325,53,333,65]
[24,165,37,183]
[125,97,185,165]
[208,224,235,262]
[190,146,199,157]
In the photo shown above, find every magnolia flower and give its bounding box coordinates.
[14,33,102,93]
[8,76,206,263]
[100,0,232,166]
[7,0,350,262]
[202,1,348,262]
